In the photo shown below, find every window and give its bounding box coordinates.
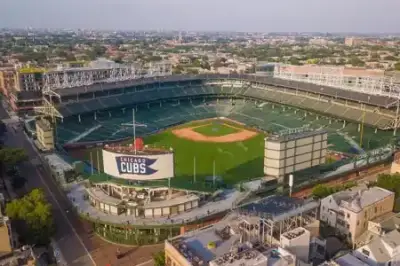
[322,206,325,211]
[347,213,350,218]
[357,220,360,226]
[374,207,377,213]
[362,249,370,256]
[346,224,350,229]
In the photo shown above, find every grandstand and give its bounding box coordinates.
[42,73,397,151]
[54,97,394,154]
[37,74,399,132]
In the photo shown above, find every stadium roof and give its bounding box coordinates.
[53,74,398,108]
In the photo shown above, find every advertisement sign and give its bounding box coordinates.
[102,149,174,180]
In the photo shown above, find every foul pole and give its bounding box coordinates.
[96,149,100,173]
[213,160,216,187]
[90,152,94,175]
[193,157,196,183]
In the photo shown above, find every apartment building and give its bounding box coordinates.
[0,67,16,98]
[165,222,298,266]
[319,186,395,244]
[0,214,13,258]
[353,229,400,266]
[35,117,55,151]
[345,37,364,47]
[10,68,46,114]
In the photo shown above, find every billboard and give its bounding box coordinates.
[102,149,174,180]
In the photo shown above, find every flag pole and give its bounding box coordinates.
[133,108,136,155]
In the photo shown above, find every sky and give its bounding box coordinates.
[1,0,399,33]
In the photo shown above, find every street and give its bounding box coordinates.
[0,104,159,266]
[0,105,95,266]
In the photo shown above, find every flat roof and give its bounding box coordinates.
[335,253,370,266]
[87,187,123,206]
[335,186,394,213]
[177,224,241,263]
[170,214,296,266]
[238,195,319,222]
[267,128,327,143]
[103,145,173,155]
[43,154,74,172]
[0,216,12,257]
[144,194,199,209]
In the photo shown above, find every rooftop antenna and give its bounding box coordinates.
[133,108,136,155]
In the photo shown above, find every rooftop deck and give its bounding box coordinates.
[68,183,242,226]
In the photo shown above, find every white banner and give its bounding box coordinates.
[102,149,174,180]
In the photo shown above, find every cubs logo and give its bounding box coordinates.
[116,156,158,175]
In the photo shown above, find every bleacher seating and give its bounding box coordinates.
[56,81,398,134]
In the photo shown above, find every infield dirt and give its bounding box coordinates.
[172,123,258,143]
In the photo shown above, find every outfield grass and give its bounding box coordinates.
[145,130,264,184]
[74,121,266,188]
[192,123,240,136]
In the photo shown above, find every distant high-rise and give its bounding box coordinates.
[345,37,364,47]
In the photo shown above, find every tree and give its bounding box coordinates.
[311,181,357,199]
[376,173,400,198]
[172,64,184,74]
[0,148,28,168]
[289,57,302,65]
[311,184,334,199]
[349,57,365,67]
[6,188,54,245]
[394,62,400,71]
[213,58,225,69]
[153,251,165,266]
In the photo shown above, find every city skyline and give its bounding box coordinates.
[1,0,400,33]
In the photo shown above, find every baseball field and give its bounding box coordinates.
[73,119,266,188]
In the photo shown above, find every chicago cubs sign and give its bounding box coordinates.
[102,149,174,180]
[116,156,158,175]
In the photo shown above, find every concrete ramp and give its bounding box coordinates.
[66,125,102,144]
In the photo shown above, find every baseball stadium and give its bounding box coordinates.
[31,67,400,245]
